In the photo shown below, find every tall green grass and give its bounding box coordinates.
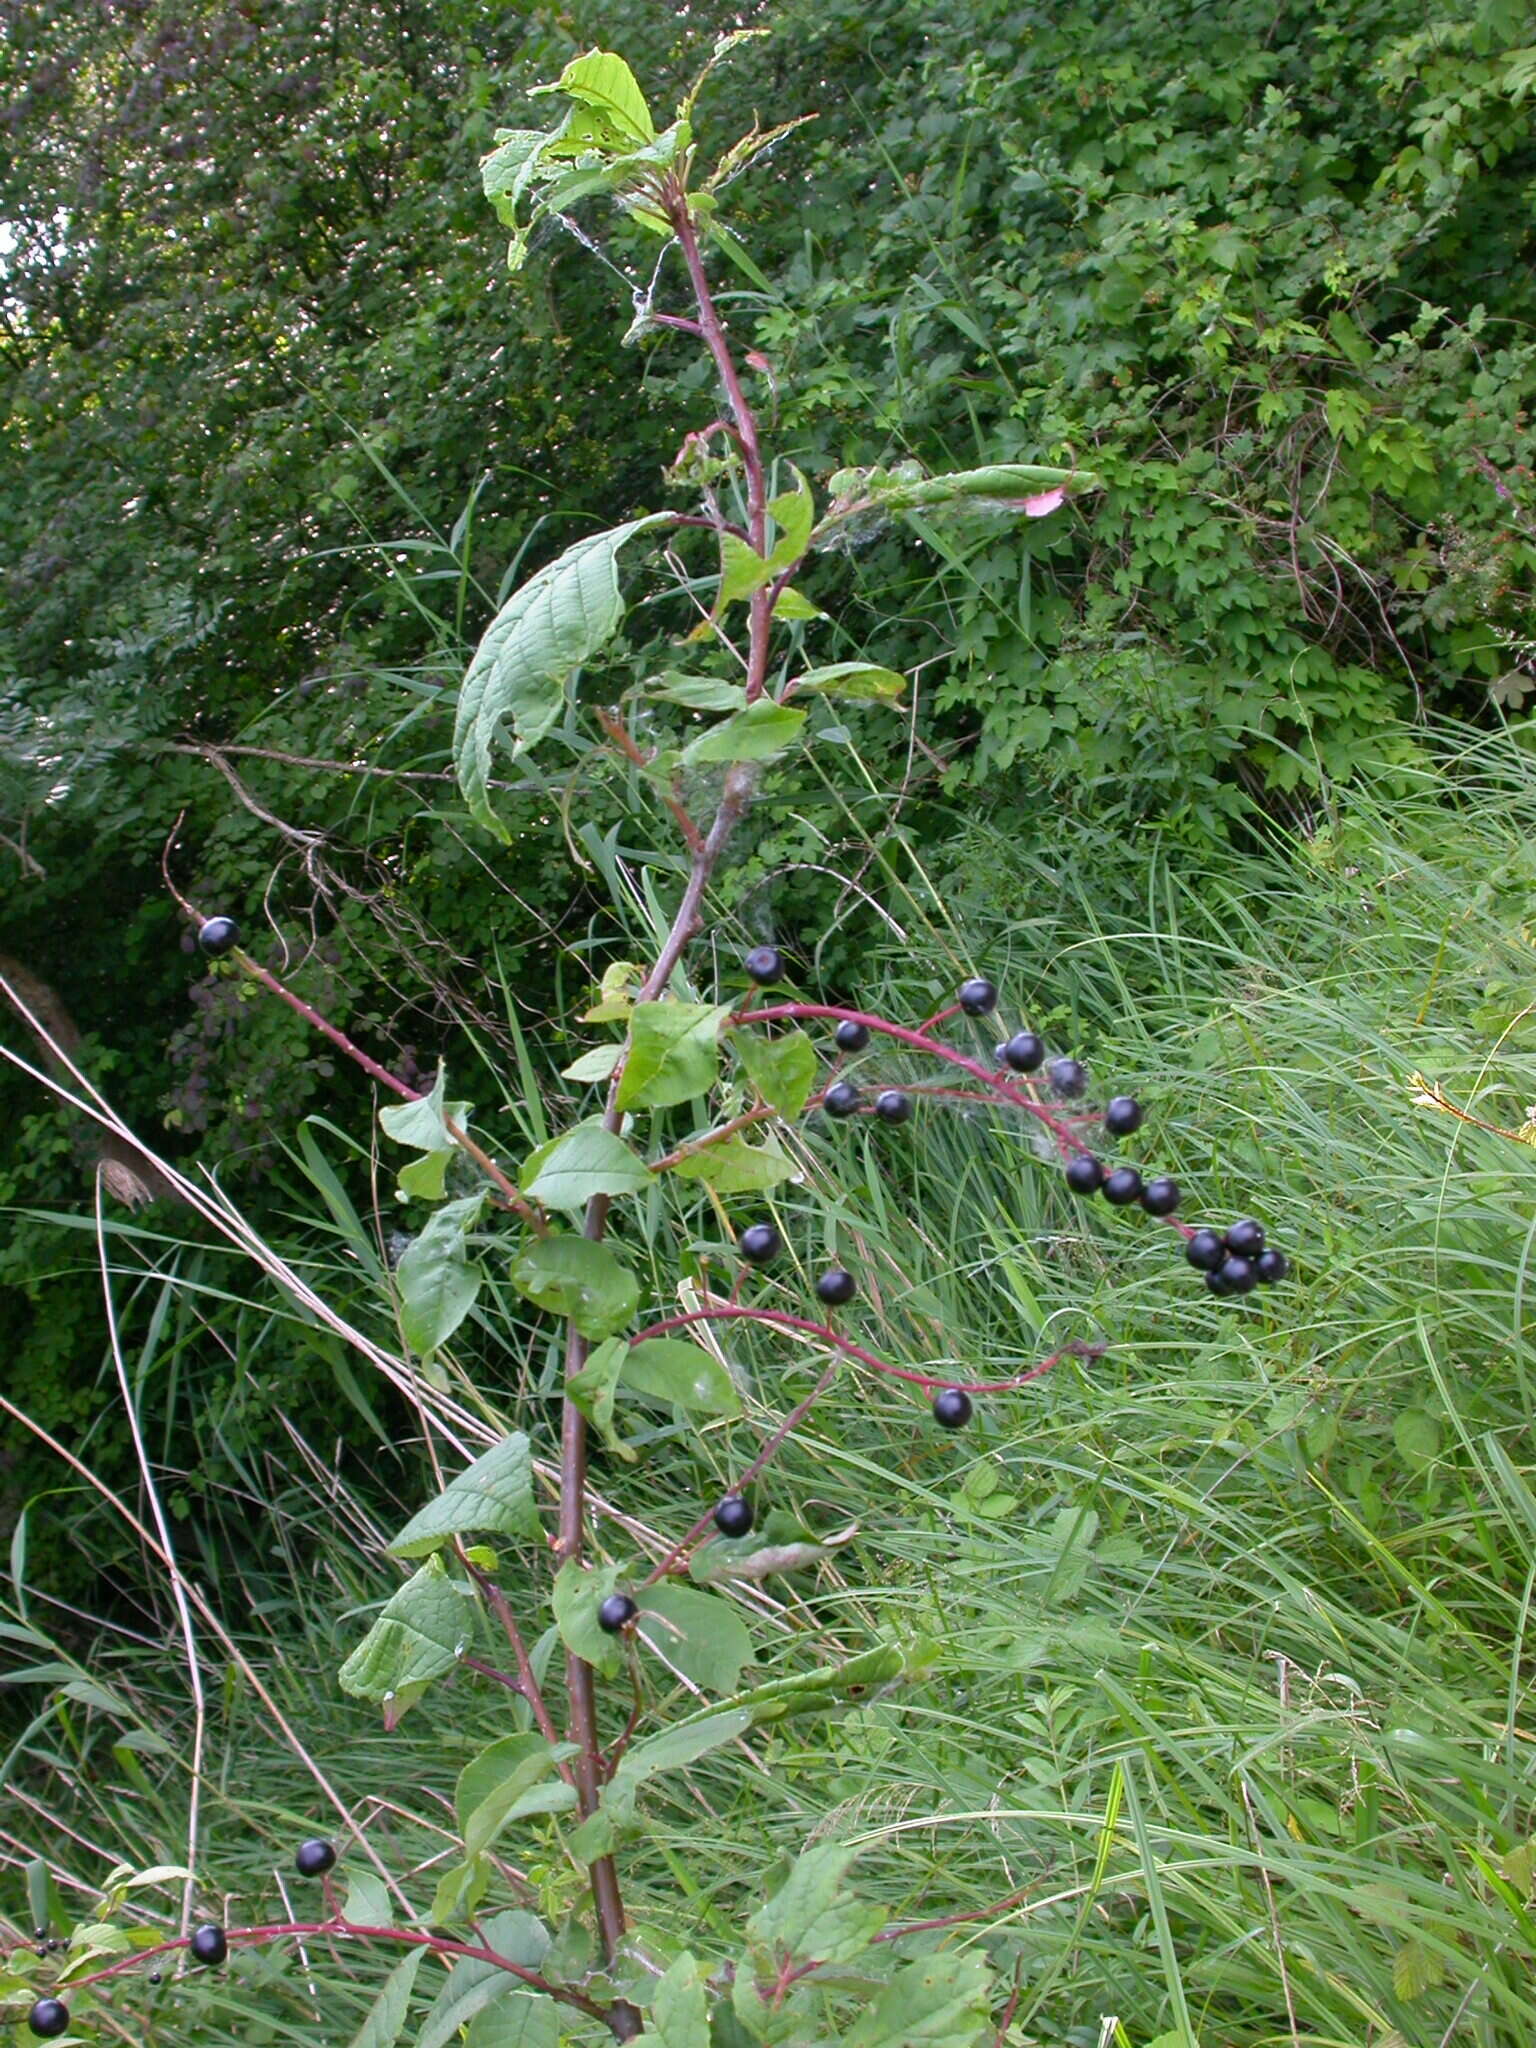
[6,719,1536,2045]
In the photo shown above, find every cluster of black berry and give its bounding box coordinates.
[1182,1217,1289,1296]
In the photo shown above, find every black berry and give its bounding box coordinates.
[1185,1228,1225,1272]
[1103,1095,1143,1137]
[196,916,240,957]
[1217,1255,1259,1295]
[1101,1166,1144,1207]
[1205,1266,1235,1296]
[149,1972,163,1985]
[598,1593,638,1633]
[189,1923,228,1967]
[743,945,785,983]
[874,1089,912,1124]
[738,1221,781,1265]
[1255,1247,1289,1284]
[1047,1056,1087,1098]
[822,1079,863,1118]
[932,1387,973,1428]
[713,1495,753,1538]
[27,2000,69,2040]
[1065,1153,1104,1195]
[295,1837,337,1878]
[834,1019,870,1052]
[958,976,997,1016]
[1225,1218,1265,1259]
[815,1267,857,1306]
[1140,1176,1181,1216]
[999,1030,1045,1073]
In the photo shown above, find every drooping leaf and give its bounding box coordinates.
[845,1952,993,2048]
[520,1119,651,1209]
[789,663,907,702]
[430,1855,492,1928]
[616,1002,732,1112]
[455,519,663,837]
[394,1195,485,1356]
[665,1134,798,1193]
[531,50,655,146]
[766,468,814,569]
[551,1557,629,1677]
[636,1953,710,2048]
[510,1236,639,1339]
[466,1991,561,2048]
[734,1028,818,1118]
[397,1148,452,1202]
[387,1433,537,1559]
[746,1844,884,1965]
[683,701,806,765]
[415,1912,552,2048]
[639,1584,754,1693]
[621,1338,742,1417]
[379,1064,472,1154]
[561,1044,624,1084]
[338,1555,473,1713]
[690,1512,858,1583]
[345,1947,425,2048]
[646,674,748,713]
[456,1735,579,1858]
[565,1336,632,1454]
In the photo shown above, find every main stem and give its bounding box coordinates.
[558,179,775,2043]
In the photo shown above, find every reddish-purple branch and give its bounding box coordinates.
[632,1303,1100,1396]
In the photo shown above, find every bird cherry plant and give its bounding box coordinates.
[2,39,1287,2048]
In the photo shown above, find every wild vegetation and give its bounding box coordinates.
[2,2,1535,2045]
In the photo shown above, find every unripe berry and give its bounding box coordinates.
[295,1837,337,1878]
[1140,1176,1181,1216]
[1255,1247,1289,1284]
[738,1221,781,1265]
[1103,1095,1143,1137]
[815,1267,857,1306]
[874,1089,912,1124]
[834,1019,870,1052]
[1225,1217,1265,1259]
[958,976,997,1016]
[1065,1153,1104,1195]
[743,945,785,984]
[190,1924,228,1966]
[822,1079,862,1118]
[932,1387,973,1428]
[713,1495,753,1538]
[1047,1056,1087,1098]
[27,2001,70,2040]
[598,1593,638,1633]
[999,1030,1045,1073]
[1185,1228,1225,1272]
[196,915,240,957]
[1101,1166,1143,1207]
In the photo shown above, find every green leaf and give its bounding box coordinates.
[734,1028,817,1118]
[845,1952,992,2048]
[395,1196,485,1357]
[387,1433,538,1559]
[416,1912,552,2048]
[718,535,774,605]
[639,1584,754,1693]
[617,1002,732,1112]
[647,674,748,713]
[532,50,655,145]
[621,1338,742,1417]
[338,1555,472,1714]
[636,1953,709,2048]
[566,1336,632,1454]
[340,1867,393,1928]
[430,1854,492,1928]
[766,468,814,569]
[1394,1409,1442,1467]
[457,1735,579,1858]
[746,1844,885,1965]
[613,1708,754,1810]
[1392,1936,1444,2002]
[397,1148,452,1202]
[770,585,823,621]
[690,1511,857,1583]
[466,1991,561,2048]
[683,701,806,765]
[379,1065,472,1154]
[666,1134,797,1193]
[455,518,663,838]
[551,1557,628,1677]
[561,1043,624,1084]
[789,663,907,702]
[510,1235,639,1339]
[520,1119,651,1209]
[345,1946,425,2048]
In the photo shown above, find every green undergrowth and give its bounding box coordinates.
[7,719,1536,2044]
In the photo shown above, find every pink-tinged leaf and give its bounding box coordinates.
[1022,487,1067,517]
